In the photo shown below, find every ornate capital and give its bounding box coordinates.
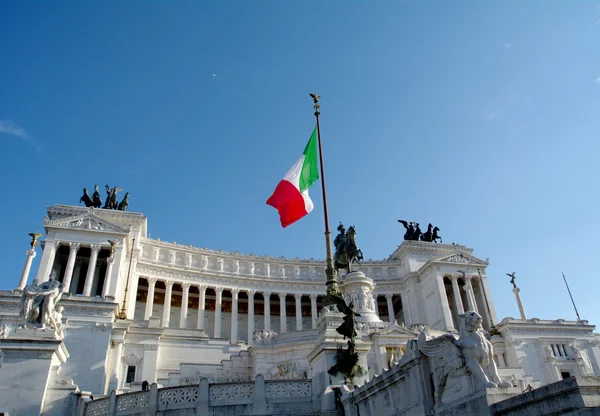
[279,293,287,299]
[90,244,102,253]
[448,273,459,282]
[264,291,272,298]
[232,288,240,298]
[182,282,191,290]
[247,289,256,297]
[385,293,393,301]
[310,294,318,301]
[294,293,303,301]
[165,280,175,288]
[198,284,208,292]
[69,242,81,252]
[26,248,37,257]
[148,277,158,285]
[215,287,224,294]
[52,240,61,250]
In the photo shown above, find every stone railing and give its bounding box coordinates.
[80,377,314,416]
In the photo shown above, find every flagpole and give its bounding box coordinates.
[311,93,339,297]
[562,272,581,321]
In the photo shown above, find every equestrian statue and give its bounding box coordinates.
[333,223,364,274]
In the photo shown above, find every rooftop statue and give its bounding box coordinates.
[333,223,364,273]
[28,232,43,248]
[398,220,441,243]
[91,184,103,208]
[19,273,65,336]
[507,272,517,288]
[80,188,94,207]
[117,192,129,211]
[418,311,511,406]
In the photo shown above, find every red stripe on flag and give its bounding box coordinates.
[266,180,309,228]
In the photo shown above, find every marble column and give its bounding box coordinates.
[450,274,465,314]
[144,277,157,320]
[463,275,478,312]
[197,285,207,330]
[180,282,191,328]
[101,257,115,298]
[231,289,239,344]
[263,292,271,331]
[247,290,255,345]
[295,294,303,331]
[71,261,83,294]
[162,281,174,328]
[18,248,37,289]
[214,287,223,338]
[385,294,395,322]
[513,287,527,319]
[279,293,287,334]
[36,240,60,283]
[310,294,318,329]
[399,292,411,327]
[83,244,102,296]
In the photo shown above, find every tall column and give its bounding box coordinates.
[36,239,60,283]
[144,278,157,320]
[83,244,102,296]
[295,294,303,331]
[463,275,478,312]
[279,293,287,334]
[71,261,83,294]
[513,287,527,319]
[180,282,191,328]
[310,294,318,329]
[450,274,465,314]
[400,292,412,327]
[263,292,271,330]
[385,294,395,322]
[214,287,223,338]
[197,285,207,330]
[231,289,239,344]
[247,290,255,345]
[18,248,37,289]
[101,257,115,298]
[162,281,174,327]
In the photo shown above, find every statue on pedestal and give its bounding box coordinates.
[333,223,364,273]
[418,311,510,405]
[19,275,65,336]
[28,232,43,248]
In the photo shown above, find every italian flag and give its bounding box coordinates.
[267,127,319,228]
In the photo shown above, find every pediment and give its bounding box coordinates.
[371,323,418,337]
[44,213,129,234]
[436,252,488,266]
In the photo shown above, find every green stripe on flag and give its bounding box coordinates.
[299,127,319,193]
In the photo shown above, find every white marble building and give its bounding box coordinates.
[0,204,599,415]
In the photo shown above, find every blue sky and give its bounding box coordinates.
[1,2,600,326]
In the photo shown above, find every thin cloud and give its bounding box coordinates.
[504,42,512,50]
[0,120,28,139]
[0,120,42,151]
[595,77,600,84]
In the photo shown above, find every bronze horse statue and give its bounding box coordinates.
[334,225,364,273]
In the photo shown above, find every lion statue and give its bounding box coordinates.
[418,311,510,405]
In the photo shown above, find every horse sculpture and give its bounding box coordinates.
[334,225,364,273]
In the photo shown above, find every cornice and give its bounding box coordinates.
[47,205,147,237]
[387,240,473,261]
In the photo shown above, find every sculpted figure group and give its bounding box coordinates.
[19,273,65,336]
[418,311,510,405]
[80,184,129,211]
[398,220,442,243]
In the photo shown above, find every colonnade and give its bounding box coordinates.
[141,277,323,345]
[19,240,115,298]
[444,273,493,329]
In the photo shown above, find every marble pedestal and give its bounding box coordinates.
[0,328,78,416]
[307,308,371,413]
[340,271,381,324]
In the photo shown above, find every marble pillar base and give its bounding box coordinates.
[340,271,381,323]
